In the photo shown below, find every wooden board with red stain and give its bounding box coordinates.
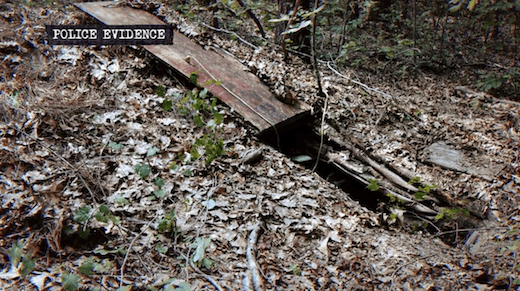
[74,1,310,132]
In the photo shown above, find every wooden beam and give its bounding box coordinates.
[74,1,310,132]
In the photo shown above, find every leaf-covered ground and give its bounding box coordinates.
[1,1,519,290]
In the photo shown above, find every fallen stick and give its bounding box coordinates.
[329,157,438,215]
[325,126,419,193]
[244,222,264,291]
[455,86,520,107]
[235,0,266,38]
[200,23,258,49]
[189,260,224,291]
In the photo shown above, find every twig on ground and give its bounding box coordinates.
[456,85,520,107]
[189,259,224,291]
[245,222,264,291]
[327,61,392,99]
[19,129,98,202]
[330,157,438,215]
[120,220,154,288]
[200,23,258,49]
[326,129,419,193]
[435,226,508,237]
[235,0,266,38]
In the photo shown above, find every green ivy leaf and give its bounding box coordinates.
[9,241,24,266]
[169,162,179,171]
[114,196,130,205]
[290,264,302,275]
[190,237,211,263]
[98,204,110,215]
[174,282,191,291]
[74,206,91,223]
[94,211,108,223]
[201,258,214,269]
[154,189,167,199]
[109,214,120,225]
[156,85,166,97]
[192,99,205,111]
[79,258,96,276]
[413,191,427,200]
[213,112,223,125]
[156,244,168,254]
[180,94,190,105]
[189,71,198,85]
[147,147,159,156]
[135,164,151,179]
[194,114,204,127]
[201,199,216,210]
[386,193,396,202]
[116,286,132,291]
[21,256,35,277]
[108,142,124,150]
[408,176,421,184]
[154,177,165,188]
[190,147,201,161]
[93,259,113,273]
[366,179,380,191]
[162,98,173,111]
[61,272,81,291]
[388,213,398,224]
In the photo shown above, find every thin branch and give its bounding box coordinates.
[200,22,258,49]
[433,226,509,237]
[281,0,302,59]
[245,222,264,291]
[311,0,324,97]
[19,129,98,203]
[326,61,392,99]
[189,259,225,291]
[235,0,266,38]
[120,222,153,287]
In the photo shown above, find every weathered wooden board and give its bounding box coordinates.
[425,141,504,181]
[74,1,310,132]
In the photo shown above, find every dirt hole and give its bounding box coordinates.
[260,117,481,245]
[261,117,382,211]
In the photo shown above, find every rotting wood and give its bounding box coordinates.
[324,125,476,214]
[74,1,310,132]
[325,126,419,193]
[425,141,504,181]
[328,153,438,216]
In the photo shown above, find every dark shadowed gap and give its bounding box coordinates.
[260,117,384,211]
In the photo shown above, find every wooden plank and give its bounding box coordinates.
[74,1,310,132]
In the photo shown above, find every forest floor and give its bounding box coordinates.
[1,1,519,290]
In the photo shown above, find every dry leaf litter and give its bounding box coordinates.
[1,1,519,290]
